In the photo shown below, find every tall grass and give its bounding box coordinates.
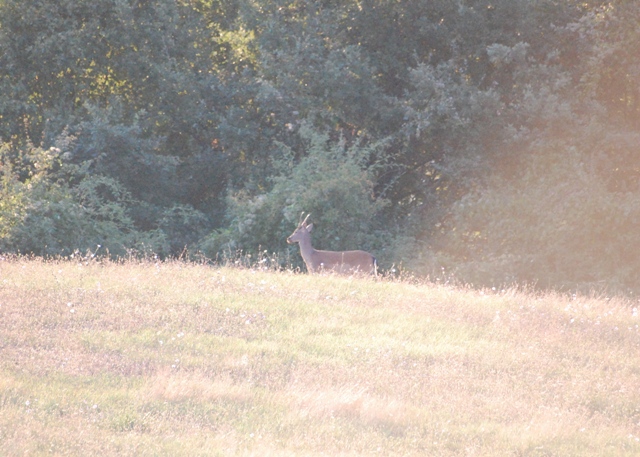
[1,257,639,456]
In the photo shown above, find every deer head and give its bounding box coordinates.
[286,213,312,245]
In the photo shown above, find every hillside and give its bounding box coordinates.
[1,258,639,456]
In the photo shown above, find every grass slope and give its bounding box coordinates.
[1,258,639,456]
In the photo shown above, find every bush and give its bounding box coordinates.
[434,139,640,294]
[201,125,391,267]
[0,140,164,257]
[157,204,210,256]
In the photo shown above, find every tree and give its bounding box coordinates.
[0,0,250,253]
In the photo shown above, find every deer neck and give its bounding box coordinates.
[297,235,316,262]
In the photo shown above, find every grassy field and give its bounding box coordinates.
[0,258,639,456]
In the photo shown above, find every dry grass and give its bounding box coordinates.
[1,257,639,456]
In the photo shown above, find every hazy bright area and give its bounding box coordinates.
[1,258,639,456]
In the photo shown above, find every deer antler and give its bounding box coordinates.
[301,213,311,227]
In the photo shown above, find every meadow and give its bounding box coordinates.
[0,258,639,456]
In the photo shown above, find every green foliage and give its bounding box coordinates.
[0,140,163,257]
[1,0,639,292]
[0,146,29,242]
[157,204,210,256]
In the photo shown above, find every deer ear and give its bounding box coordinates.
[306,223,313,232]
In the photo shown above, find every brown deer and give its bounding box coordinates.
[287,213,377,275]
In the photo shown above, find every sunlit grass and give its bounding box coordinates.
[1,257,639,455]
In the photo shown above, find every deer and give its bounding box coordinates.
[286,213,377,275]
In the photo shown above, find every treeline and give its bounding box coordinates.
[1,0,639,293]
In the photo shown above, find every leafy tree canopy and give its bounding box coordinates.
[1,0,638,293]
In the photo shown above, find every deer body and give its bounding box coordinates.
[287,214,377,275]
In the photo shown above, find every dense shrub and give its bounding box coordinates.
[200,126,391,266]
[0,141,163,257]
[433,137,640,294]
[157,204,211,257]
